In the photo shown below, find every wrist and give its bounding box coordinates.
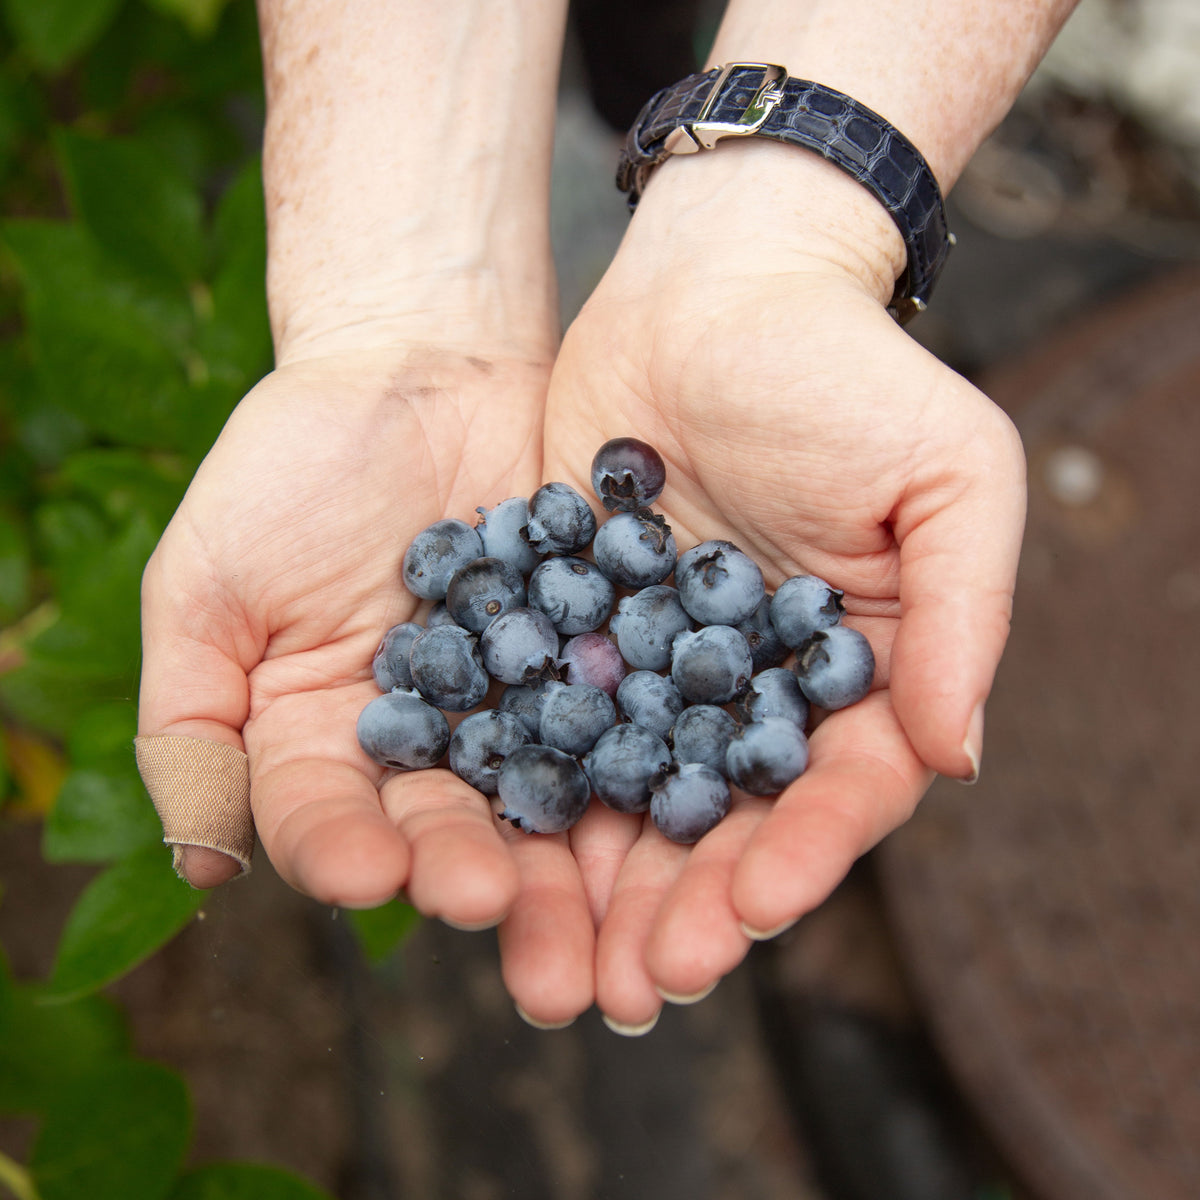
[268,237,560,368]
[621,137,907,310]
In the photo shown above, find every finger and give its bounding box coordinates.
[380,769,519,929]
[138,547,258,887]
[641,799,770,1001]
[567,801,645,926]
[890,396,1026,781]
[593,820,687,1031]
[247,685,412,908]
[497,830,595,1028]
[730,691,932,938]
[253,756,412,907]
[178,847,244,890]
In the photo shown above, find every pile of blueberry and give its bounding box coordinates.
[356,439,874,844]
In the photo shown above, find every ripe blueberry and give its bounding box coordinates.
[590,437,667,512]
[357,689,450,771]
[496,744,591,834]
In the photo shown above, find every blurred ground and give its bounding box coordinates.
[4,3,1200,1197]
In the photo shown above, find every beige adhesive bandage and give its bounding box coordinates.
[135,734,255,876]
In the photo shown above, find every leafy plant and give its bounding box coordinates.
[0,1,418,1194]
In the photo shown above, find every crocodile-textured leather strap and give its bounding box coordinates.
[617,64,953,323]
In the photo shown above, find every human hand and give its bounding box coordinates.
[542,148,1026,1030]
[138,348,603,1023]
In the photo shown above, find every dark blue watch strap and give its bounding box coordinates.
[616,64,953,324]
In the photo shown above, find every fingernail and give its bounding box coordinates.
[602,1011,661,1038]
[514,1003,576,1031]
[959,702,985,785]
[740,916,797,942]
[654,979,718,1006]
[441,914,504,932]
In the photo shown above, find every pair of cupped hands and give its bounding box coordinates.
[137,162,1026,1033]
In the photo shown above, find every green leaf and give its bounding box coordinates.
[33,500,108,577]
[57,447,189,531]
[200,159,271,382]
[44,842,204,1001]
[83,0,262,115]
[0,661,101,738]
[1,0,125,72]
[55,129,205,287]
[141,0,230,39]
[5,508,162,724]
[0,510,32,623]
[347,899,422,965]
[30,1059,190,1200]
[0,66,47,180]
[49,508,158,657]
[0,966,129,1115]
[2,219,218,454]
[43,766,162,862]
[66,701,138,765]
[0,445,37,508]
[169,1163,335,1200]
[14,404,90,473]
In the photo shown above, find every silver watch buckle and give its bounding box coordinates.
[664,62,787,156]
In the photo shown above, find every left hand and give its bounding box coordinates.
[542,151,1026,1030]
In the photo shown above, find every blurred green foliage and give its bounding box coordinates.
[0,1,407,1194]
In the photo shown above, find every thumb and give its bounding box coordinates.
[888,400,1026,782]
[136,545,257,887]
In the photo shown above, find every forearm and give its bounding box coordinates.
[257,0,569,364]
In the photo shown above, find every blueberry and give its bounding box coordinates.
[357,689,450,770]
[425,601,461,629]
[669,705,737,777]
[793,626,875,710]
[735,595,789,671]
[674,539,765,626]
[475,497,540,575]
[592,508,677,588]
[496,744,592,834]
[770,574,845,648]
[448,709,532,795]
[670,625,754,705]
[445,556,527,633]
[738,667,810,729]
[649,762,731,844]
[409,624,490,712]
[497,680,552,737]
[583,724,671,814]
[560,632,626,696]
[538,680,618,757]
[615,670,685,740]
[371,621,421,691]
[527,556,615,635]
[402,519,484,601]
[609,585,693,672]
[525,482,596,556]
[726,717,809,795]
[590,437,667,512]
[479,607,561,686]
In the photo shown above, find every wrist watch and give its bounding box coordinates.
[616,63,954,324]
